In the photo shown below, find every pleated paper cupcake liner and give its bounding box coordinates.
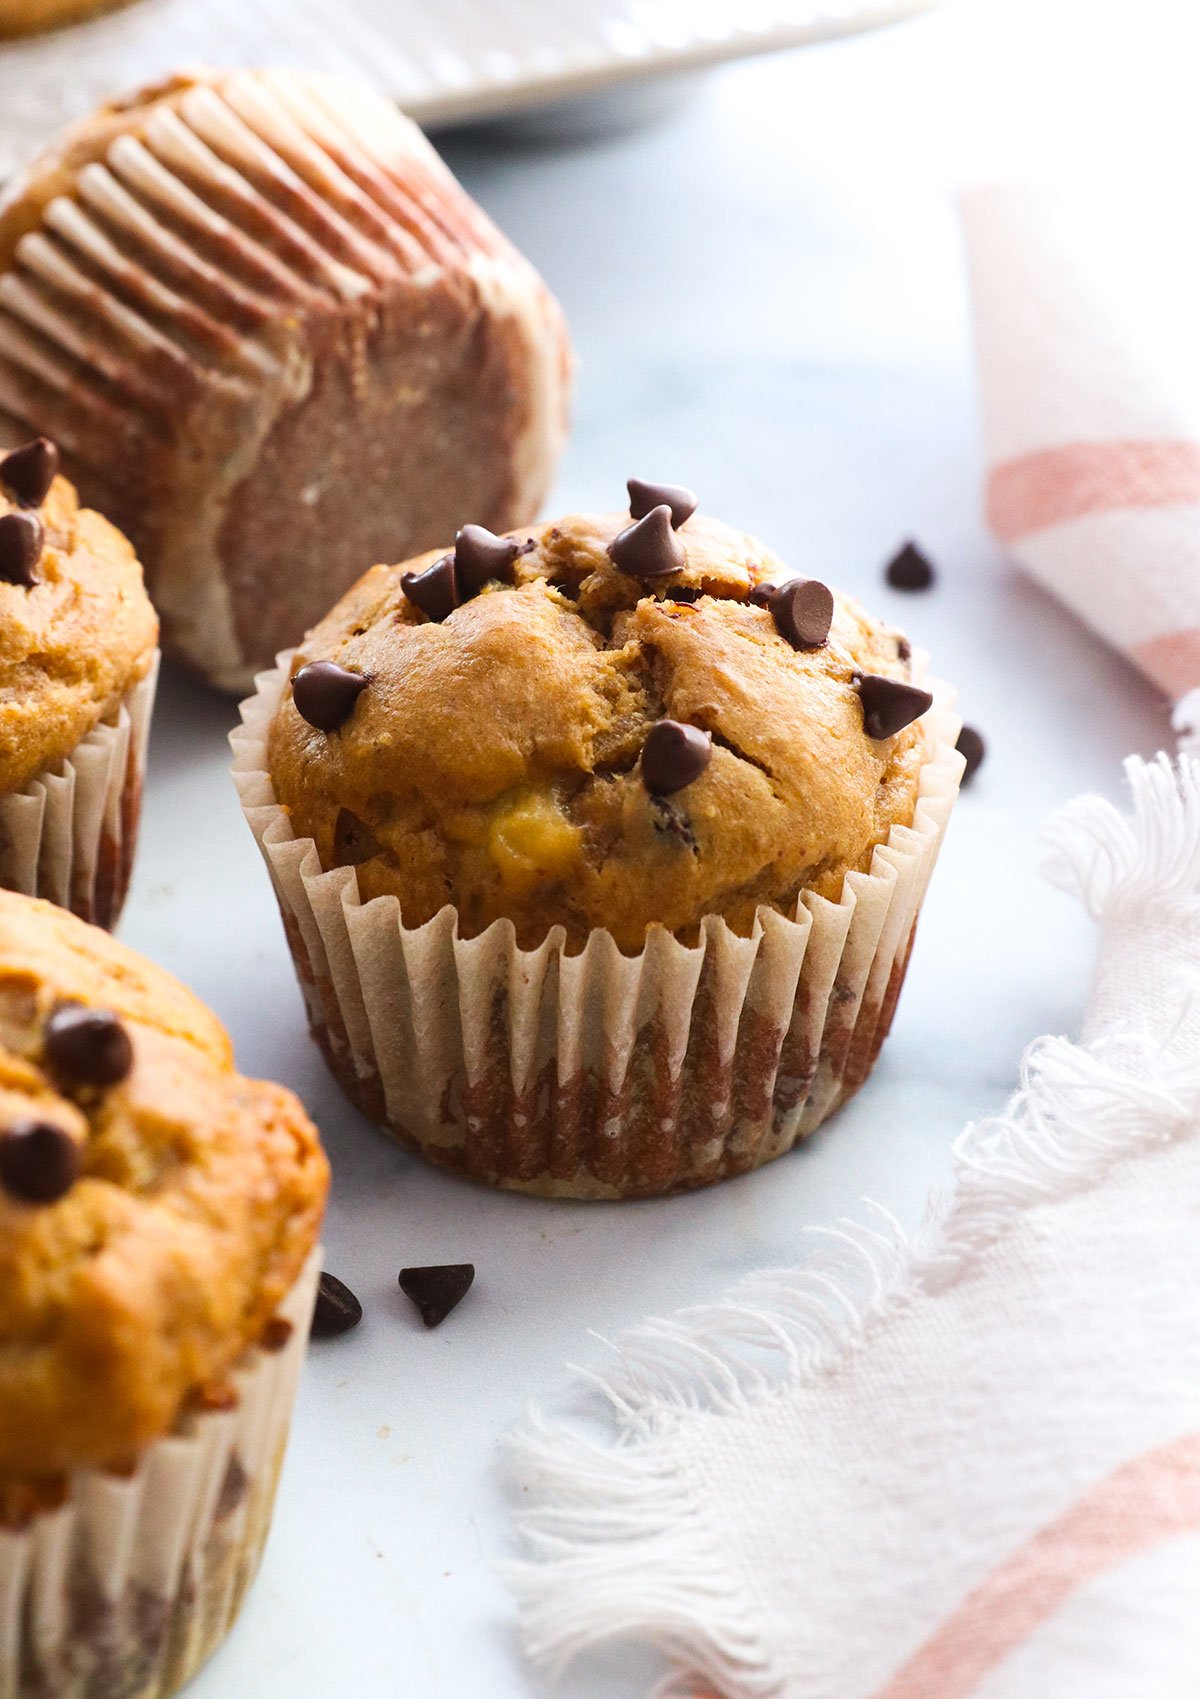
[232,656,963,1199]
[0,1248,319,1699]
[0,654,158,930]
[0,69,568,691]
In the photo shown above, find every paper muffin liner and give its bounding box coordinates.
[0,1247,319,1699]
[232,656,963,1199]
[0,655,158,932]
[0,70,568,692]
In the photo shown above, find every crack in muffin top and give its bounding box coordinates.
[267,505,929,953]
[0,893,328,1505]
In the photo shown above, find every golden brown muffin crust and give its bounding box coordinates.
[267,512,928,952]
[0,473,158,795]
[0,892,328,1486]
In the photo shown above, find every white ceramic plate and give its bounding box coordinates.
[0,0,944,174]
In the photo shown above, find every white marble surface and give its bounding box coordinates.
[115,3,1177,1695]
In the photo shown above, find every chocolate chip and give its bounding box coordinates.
[0,438,59,508]
[0,512,43,588]
[627,478,698,529]
[665,586,700,604]
[260,1317,293,1353]
[855,672,934,739]
[399,1263,475,1328]
[312,1272,363,1338]
[896,635,912,662]
[401,555,459,623]
[641,720,713,796]
[770,578,834,650]
[956,724,986,783]
[608,505,685,580]
[332,808,381,867]
[651,795,699,853]
[885,541,935,591]
[0,1120,80,1205]
[44,1003,133,1088]
[455,524,521,597]
[748,581,777,607]
[292,660,368,732]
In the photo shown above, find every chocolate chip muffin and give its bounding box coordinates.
[0,889,328,1698]
[235,481,963,1197]
[0,436,159,927]
[0,68,571,691]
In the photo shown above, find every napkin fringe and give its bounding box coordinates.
[506,756,1200,1695]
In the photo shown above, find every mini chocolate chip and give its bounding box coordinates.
[855,672,934,739]
[651,795,699,853]
[332,808,382,867]
[956,724,986,783]
[312,1272,363,1338]
[44,1003,133,1088]
[885,541,935,591]
[260,1317,293,1353]
[896,635,912,662]
[627,478,698,529]
[608,505,685,580]
[0,1120,80,1205]
[401,555,459,623]
[399,1263,475,1328]
[748,581,777,607]
[0,512,43,588]
[770,578,834,650]
[641,720,713,796]
[292,660,368,732]
[455,524,521,597]
[0,438,59,508]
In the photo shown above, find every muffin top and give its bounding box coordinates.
[0,440,158,794]
[0,892,328,1496]
[268,494,932,953]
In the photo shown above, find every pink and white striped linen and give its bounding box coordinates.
[506,189,1200,1699]
[961,183,1200,699]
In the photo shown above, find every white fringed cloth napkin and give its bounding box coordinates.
[507,755,1200,1699]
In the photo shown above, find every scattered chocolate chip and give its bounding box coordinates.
[44,1003,133,1089]
[608,505,685,580]
[312,1272,363,1338]
[0,512,43,588]
[641,720,713,796]
[665,586,701,604]
[292,660,368,732]
[401,555,459,623]
[770,578,834,650]
[885,541,935,591]
[855,672,934,739]
[896,635,912,662]
[0,438,59,508]
[260,1317,294,1353]
[627,478,698,529]
[748,581,777,607]
[0,1120,80,1205]
[399,1263,475,1328]
[651,795,699,853]
[956,724,986,783]
[454,524,522,598]
[332,808,382,867]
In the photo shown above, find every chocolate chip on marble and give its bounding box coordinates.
[641,720,713,796]
[401,555,459,623]
[770,578,834,650]
[855,672,934,739]
[44,1003,133,1088]
[956,724,986,783]
[885,541,936,591]
[0,438,59,508]
[292,660,368,732]
[627,478,698,529]
[608,505,685,581]
[312,1272,364,1338]
[455,524,522,597]
[399,1264,475,1328]
[0,1120,80,1205]
[0,512,43,588]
